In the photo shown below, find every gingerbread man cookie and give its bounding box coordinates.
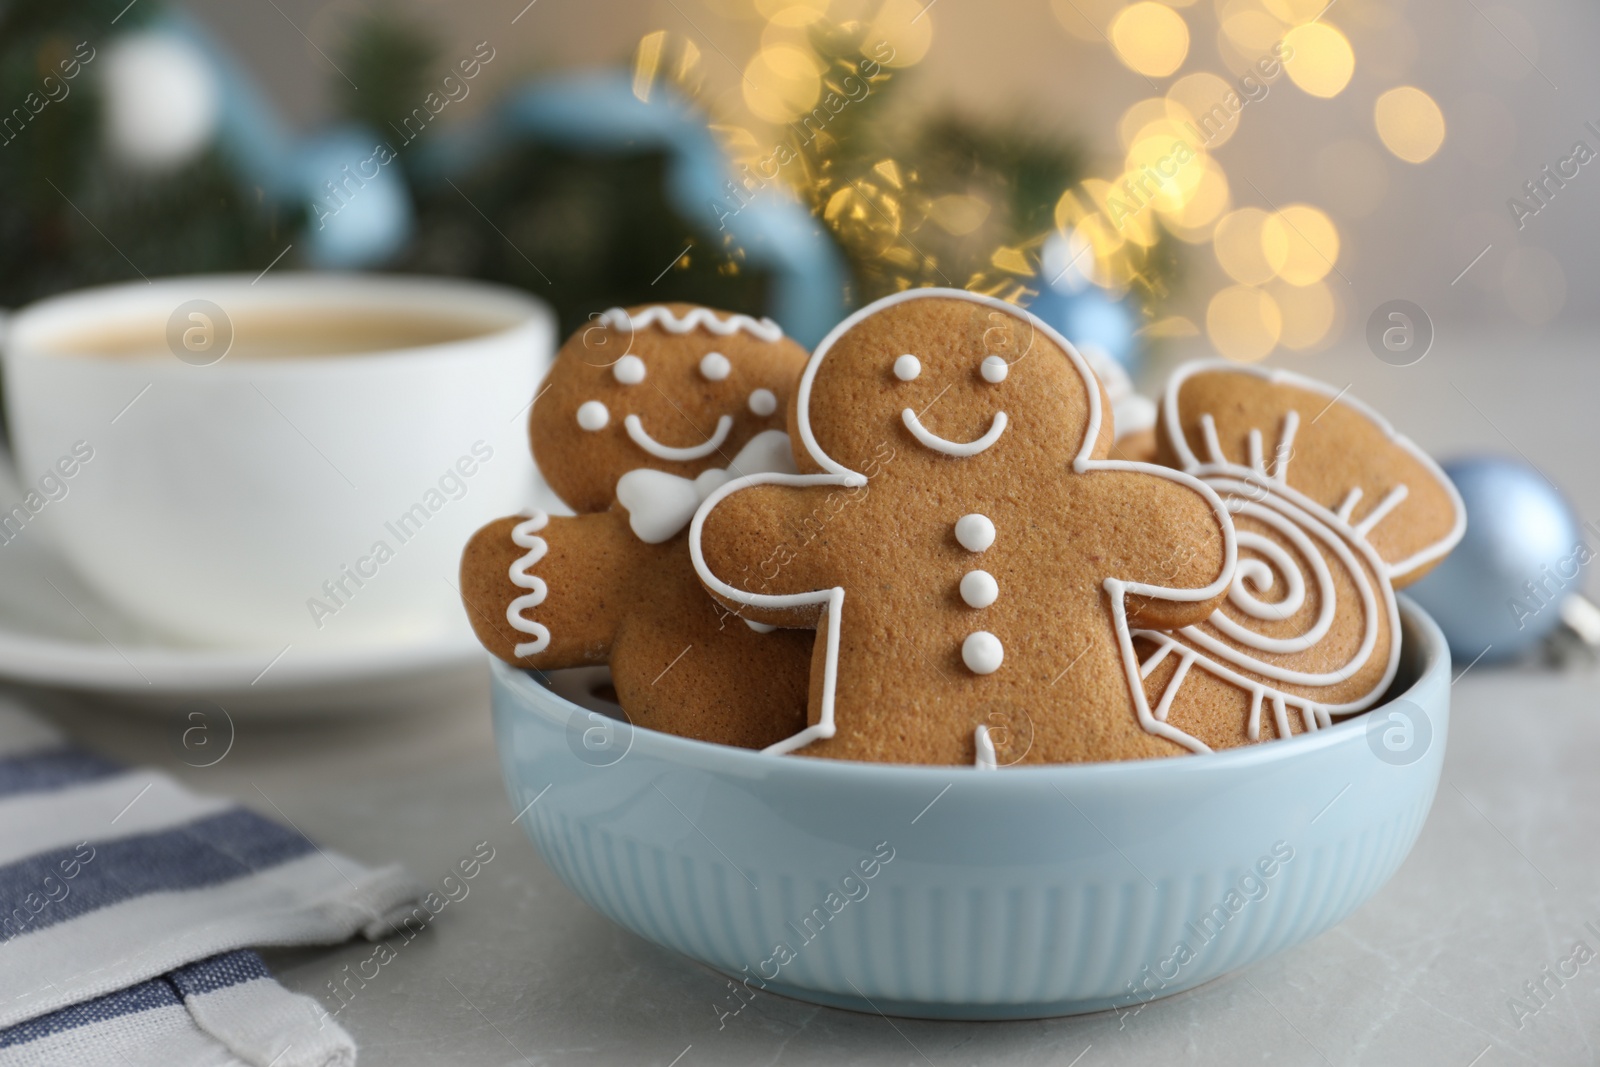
[459,303,814,749]
[689,289,1240,765]
[1134,361,1466,748]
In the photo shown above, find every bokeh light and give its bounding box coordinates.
[867,0,935,66]
[742,45,822,122]
[1375,86,1446,162]
[1271,279,1336,350]
[1089,173,1163,250]
[698,0,1371,352]
[1260,0,1327,24]
[1219,9,1285,55]
[1057,182,1147,291]
[1125,121,1207,200]
[1168,72,1240,146]
[759,6,830,52]
[1214,207,1276,284]
[1262,204,1340,285]
[754,0,825,15]
[1157,157,1231,237]
[1119,97,1189,149]
[1282,23,1355,98]
[1207,285,1283,361]
[1111,3,1192,78]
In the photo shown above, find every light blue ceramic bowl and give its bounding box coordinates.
[492,598,1448,1020]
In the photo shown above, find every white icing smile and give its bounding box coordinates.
[901,408,1008,457]
[624,413,733,461]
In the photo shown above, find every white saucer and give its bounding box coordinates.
[0,521,486,714]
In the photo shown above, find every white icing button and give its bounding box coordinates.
[954,513,995,553]
[745,619,777,633]
[613,355,646,385]
[748,388,777,416]
[962,631,1003,674]
[576,400,609,431]
[700,351,731,381]
[960,569,999,609]
[981,355,1008,383]
[893,354,921,381]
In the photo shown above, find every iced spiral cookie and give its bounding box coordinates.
[459,303,813,749]
[689,289,1239,765]
[1136,361,1466,748]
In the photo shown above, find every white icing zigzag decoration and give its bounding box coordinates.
[507,509,551,657]
[599,305,784,343]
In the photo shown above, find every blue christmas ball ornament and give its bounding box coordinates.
[1407,456,1589,662]
[1029,283,1139,375]
[295,129,414,268]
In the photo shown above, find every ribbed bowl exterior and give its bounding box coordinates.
[493,600,1449,1019]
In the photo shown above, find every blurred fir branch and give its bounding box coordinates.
[0,1,1172,329]
[395,144,771,339]
[333,8,438,161]
[773,23,1174,312]
[909,116,1084,239]
[328,8,772,336]
[0,0,296,306]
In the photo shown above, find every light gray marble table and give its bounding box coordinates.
[33,332,1600,1065]
[38,657,1599,1067]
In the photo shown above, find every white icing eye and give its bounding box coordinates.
[748,388,778,416]
[576,400,609,431]
[613,355,646,385]
[700,352,731,381]
[893,354,921,381]
[981,355,1009,383]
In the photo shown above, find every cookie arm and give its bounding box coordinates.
[1075,464,1237,630]
[458,509,650,669]
[689,472,853,755]
[689,473,860,628]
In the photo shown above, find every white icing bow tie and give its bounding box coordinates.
[615,429,797,544]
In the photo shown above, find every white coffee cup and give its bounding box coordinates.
[2,273,554,647]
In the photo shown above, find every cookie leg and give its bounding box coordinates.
[609,555,811,750]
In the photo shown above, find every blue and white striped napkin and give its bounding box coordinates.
[0,697,424,1066]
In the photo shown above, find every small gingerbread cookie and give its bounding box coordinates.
[459,304,814,749]
[1134,360,1466,749]
[689,289,1240,766]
